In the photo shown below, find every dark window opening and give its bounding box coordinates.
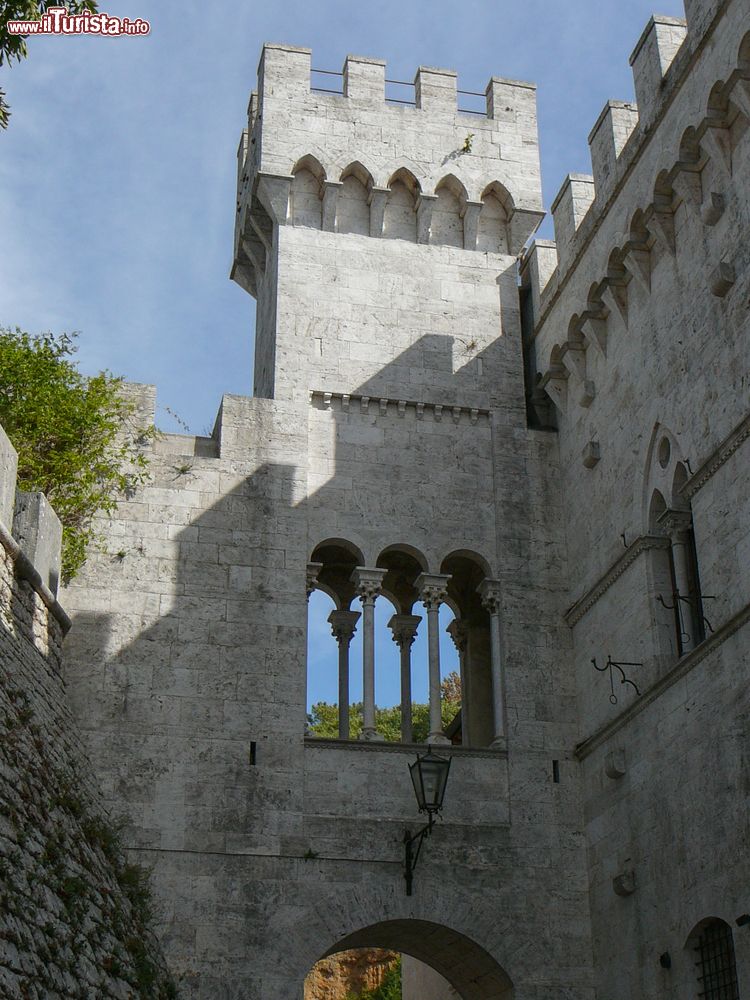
[694,919,740,1000]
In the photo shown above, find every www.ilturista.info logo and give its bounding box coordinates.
[6,5,150,36]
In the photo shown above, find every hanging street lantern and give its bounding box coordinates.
[404,751,451,896]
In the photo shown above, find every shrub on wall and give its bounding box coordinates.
[0,328,152,581]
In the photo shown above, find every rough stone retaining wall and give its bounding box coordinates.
[0,424,176,1000]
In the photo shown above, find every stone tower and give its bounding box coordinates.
[62,42,595,1000]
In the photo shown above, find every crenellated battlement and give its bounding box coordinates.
[522,0,748,441]
[527,0,743,314]
[232,44,544,305]
[255,44,537,123]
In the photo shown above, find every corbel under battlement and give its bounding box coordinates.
[309,390,491,427]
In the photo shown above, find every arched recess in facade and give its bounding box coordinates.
[440,550,496,748]
[643,425,706,658]
[319,920,514,1000]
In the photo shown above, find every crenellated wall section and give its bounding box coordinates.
[521,0,750,996]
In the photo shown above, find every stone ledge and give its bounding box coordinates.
[564,534,670,627]
[575,599,750,759]
[304,736,506,759]
[0,519,71,634]
[681,410,750,500]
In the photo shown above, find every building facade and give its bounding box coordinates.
[53,0,750,997]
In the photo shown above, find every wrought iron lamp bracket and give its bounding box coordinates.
[404,812,436,897]
[656,591,715,635]
[592,656,642,705]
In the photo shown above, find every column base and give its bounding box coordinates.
[427,732,450,745]
[360,728,385,742]
[490,734,506,748]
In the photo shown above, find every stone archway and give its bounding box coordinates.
[318,919,514,1000]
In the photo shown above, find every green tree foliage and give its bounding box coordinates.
[346,958,402,1000]
[308,673,461,742]
[0,328,151,581]
[1,1,98,128]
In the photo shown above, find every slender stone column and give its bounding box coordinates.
[351,567,387,741]
[447,619,469,747]
[328,610,360,739]
[416,574,452,744]
[388,614,421,743]
[478,579,506,745]
[659,509,696,653]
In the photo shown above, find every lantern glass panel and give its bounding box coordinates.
[409,752,450,813]
[409,758,424,809]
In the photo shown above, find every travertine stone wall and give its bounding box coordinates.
[523,0,750,995]
[60,43,593,999]
[0,425,174,1000]
[62,377,592,999]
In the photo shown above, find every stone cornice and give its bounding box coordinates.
[309,390,491,426]
[304,736,507,759]
[681,411,750,500]
[0,519,71,635]
[575,600,750,760]
[565,534,670,627]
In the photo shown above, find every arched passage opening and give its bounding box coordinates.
[307,919,514,1000]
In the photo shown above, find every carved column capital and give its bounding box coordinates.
[351,566,387,605]
[477,578,503,615]
[388,613,421,649]
[415,573,451,611]
[328,609,361,646]
[657,508,693,541]
[446,618,468,653]
[306,561,323,599]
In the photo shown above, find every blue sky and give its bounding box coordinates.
[307,591,458,713]
[1,0,686,711]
